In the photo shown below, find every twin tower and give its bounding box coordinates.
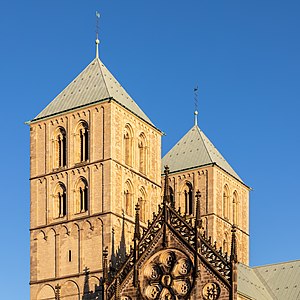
[29,52,250,299]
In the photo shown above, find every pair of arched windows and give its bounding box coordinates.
[53,183,67,218]
[168,182,193,215]
[223,185,238,224]
[53,122,89,169]
[53,178,88,219]
[124,125,147,174]
[179,181,194,215]
[53,127,67,168]
[75,122,89,163]
[74,177,88,214]
[124,180,147,222]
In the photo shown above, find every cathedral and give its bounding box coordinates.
[29,36,300,300]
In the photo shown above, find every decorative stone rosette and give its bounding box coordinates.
[202,282,220,300]
[140,249,194,300]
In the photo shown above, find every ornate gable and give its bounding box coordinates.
[102,167,238,300]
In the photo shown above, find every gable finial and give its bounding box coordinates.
[230,224,238,263]
[95,11,101,59]
[195,190,202,228]
[55,284,61,300]
[102,246,109,282]
[194,85,198,126]
[163,165,170,202]
[134,203,141,241]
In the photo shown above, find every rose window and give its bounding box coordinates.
[140,249,194,300]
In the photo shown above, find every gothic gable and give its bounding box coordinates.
[103,167,238,300]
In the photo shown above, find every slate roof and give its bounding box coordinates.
[32,58,153,126]
[162,125,242,181]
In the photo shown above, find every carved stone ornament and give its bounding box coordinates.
[202,282,220,300]
[140,249,194,300]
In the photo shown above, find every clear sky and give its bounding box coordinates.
[1,0,300,298]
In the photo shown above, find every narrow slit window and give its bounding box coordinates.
[184,182,193,215]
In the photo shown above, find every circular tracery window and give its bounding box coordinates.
[140,249,194,300]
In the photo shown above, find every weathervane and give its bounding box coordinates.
[194,85,199,126]
[95,11,100,58]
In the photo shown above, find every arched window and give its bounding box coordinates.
[233,191,238,225]
[124,125,133,166]
[124,180,133,216]
[75,177,88,213]
[138,187,147,223]
[169,186,175,207]
[223,185,229,220]
[75,121,89,163]
[53,127,67,168]
[183,182,193,215]
[54,183,67,218]
[138,133,147,174]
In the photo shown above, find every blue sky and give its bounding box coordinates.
[1,1,300,298]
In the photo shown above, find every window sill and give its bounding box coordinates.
[75,161,89,167]
[53,166,67,172]
[52,215,67,222]
[74,210,88,216]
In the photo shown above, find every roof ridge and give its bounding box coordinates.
[253,259,300,269]
[95,58,110,97]
[253,268,279,300]
[196,125,214,164]
[33,58,99,120]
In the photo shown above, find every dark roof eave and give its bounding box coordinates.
[28,97,113,124]
[28,97,162,133]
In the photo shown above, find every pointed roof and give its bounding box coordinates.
[32,58,153,126]
[162,125,242,181]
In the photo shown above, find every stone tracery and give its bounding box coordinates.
[140,249,194,300]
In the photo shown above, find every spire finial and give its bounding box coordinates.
[95,11,101,59]
[194,85,199,126]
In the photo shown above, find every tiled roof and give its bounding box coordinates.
[32,58,153,125]
[162,125,242,181]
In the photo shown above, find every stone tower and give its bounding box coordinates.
[29,46,162,299]
[162,123,250,265]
